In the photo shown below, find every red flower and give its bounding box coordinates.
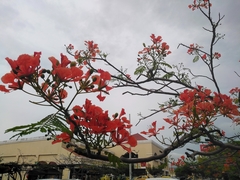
[0,72,24,92]
[221,130,226,136]
[161,42,169,50]
[85,41,100,58]
[68,44,74,50]
[71,100,136,151]
[97,92,106,101]
[59,89,68,99]
[54,67,72,81]
[0,85,10,92]
[41,83,68,103]
[161,42,171,55]
[111,129,137,152]
[150,34,162,44]
[5,52,41,78]
[229,87,240,94]
[89,69,112,101]
[201,53,207,60]
[60,53,71,67]
[49,53,71,68]
[213,52,221,59]
[72,99,115,134]
[188,0,212,11]
[187,44,195,54]
[98,69,111,81]
[49,54,84,82]
[70,66,84,81]
[179,89,197,103]
[164,87,240,132]
[126,74,131,79]
[52,132,71,144]
[72,105,84,116]
[141,121,165,137]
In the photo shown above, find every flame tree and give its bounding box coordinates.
[1,0,239,164]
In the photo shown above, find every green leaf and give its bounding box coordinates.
[162,71,175,79]
[134,65,146,75]
[5,113,71,139]
[40,127,47,133]
[193,55,199,63]
[107,152,121,167]
[160,62,172,69]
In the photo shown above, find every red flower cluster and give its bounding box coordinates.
[0,52,41,92]
[138,34,171,58]
[201,53,207,60]
[164,86,240,132]
[171,155,185,166]
[70,41,100,64]
[84,41,100,58]
[188,0,212,11]
[213,52,221,59]
[200,143,216,152]
[188,44,221,61]
[229,87,240,94]
[187,43,203,55]
[54,99,137,152]
[0,51,112,103]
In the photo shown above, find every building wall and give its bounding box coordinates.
[0,136,169,178]
[110,139,169,172]
[0,137,68,164]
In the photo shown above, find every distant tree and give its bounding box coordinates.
[174,141,240,179]
[146,161,167,177]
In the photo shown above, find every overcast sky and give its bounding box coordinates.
[0,0,240,159]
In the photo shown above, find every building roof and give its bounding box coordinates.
[132,133,148,141]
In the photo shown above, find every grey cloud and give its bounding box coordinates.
[0,0,239,160]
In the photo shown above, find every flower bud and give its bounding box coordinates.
[92,76,97,82]
[89,69,94,75]
[113,113,118,118]
[70,61,77,67]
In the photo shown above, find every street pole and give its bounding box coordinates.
[129,114,132,180]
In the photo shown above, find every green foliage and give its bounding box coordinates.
[160,62,172,69]
[134,65,146,75]
[112,66,130,81]
[146,160,167,176]
[106,151,121,167]
[193,55,199,63]
[197,147,240,179]
[162,71,175,79]
[175,145,240,179]
[172,63,191,85]
[174,164,193,178]
[5,113,72,139]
